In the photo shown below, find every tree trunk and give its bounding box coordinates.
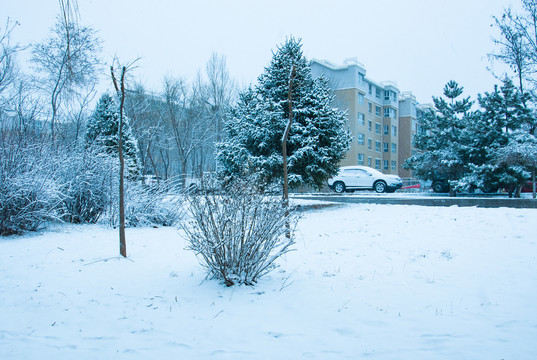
[112,65,127,258]
[531,167,535,199]
[282,65,295,238]
[515,184,522,198]
[448,183,456,197]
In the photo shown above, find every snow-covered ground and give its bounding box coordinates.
[1,202,536,359]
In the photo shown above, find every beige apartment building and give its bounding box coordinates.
[398,92,430,178]
[310,58,422,178]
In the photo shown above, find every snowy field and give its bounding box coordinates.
[1,202,536,359]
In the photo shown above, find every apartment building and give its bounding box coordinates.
[310,58,421,177]
[398,92,430,178]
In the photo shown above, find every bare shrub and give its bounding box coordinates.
[109,178,184,228]
[182,179,298,286]
[57,147,116,224]
[0,136,63,235]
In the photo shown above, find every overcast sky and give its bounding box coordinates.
[4,0,519,103]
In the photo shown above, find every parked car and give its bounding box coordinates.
[327,166,403,193]
[521,181,535,193]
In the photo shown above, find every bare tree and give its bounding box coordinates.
[162,76,213,184]
[111,64,127,258]
[31,0,101,143]
[194,53,236,172]
[11,79,44,136]
[124,82,169,181]
[0,18,20,99]
[491,11,531,94]
[490,1,537,96]
[63,83,96,144]
[202,53,235,142]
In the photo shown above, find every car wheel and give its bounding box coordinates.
[432,181,446,193]
[333,181,345,194]
[374,181,387,193]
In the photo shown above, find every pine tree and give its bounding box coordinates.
[467,78,534,195]
[496,131,537,197]
[217,37,351,189]
[85,93,141,180]
[404,81,472,196]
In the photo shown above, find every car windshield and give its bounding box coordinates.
[366,168,384,177]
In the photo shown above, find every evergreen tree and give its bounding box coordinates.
[496,131,537,197]
[85,93,141,179]
[217,37,351,189]
[463,78,533,193]
[404,81,473,195]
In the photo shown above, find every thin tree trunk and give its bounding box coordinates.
[531,166,535,199]
[515,184,522,198]
[282,65,295,238]
[147,148,159,185]
[112,65,127,258]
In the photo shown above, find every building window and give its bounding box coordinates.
[358,73,365,85]
[368,84,373,95]
[375,158,381,169]
[375,140,381,152]
[375,106,381,117]
[368,121,372,132]
[358,112,365,126]
[368,138,372,150]
[368,157,372,167]
[383,142,389,152]
[375,123,381,135]
[368,102,372,113]
[375,88,381,99]
[392,143,397,153]
[358,153,364,165]
[384,107,391,118]
[392,125,397,137]
[384,90,390,101]
[392,91,397,102]
[358,93,365,104]
[357,133,365,145]
[391,160,397,171]
[384,125,389,135]
[383,160,389,170]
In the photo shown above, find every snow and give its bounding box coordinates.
[1,203,536,359]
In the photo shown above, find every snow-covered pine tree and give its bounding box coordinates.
[85,93,141,180]
[468,78,535,195]
[496,131,537,197]
[217,37,351,189]
[404,81,472,196]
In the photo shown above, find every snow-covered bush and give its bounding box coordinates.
[182,179,298,286]
[0,139,63,235]
[57,147,116,224]
[109,178,184,228]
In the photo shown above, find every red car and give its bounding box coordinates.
[521,181,536,193]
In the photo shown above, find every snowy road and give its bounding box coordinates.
[292,192,537,208]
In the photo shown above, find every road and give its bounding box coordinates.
[290,192,537,209]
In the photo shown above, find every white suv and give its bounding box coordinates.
[328,166,403,193]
